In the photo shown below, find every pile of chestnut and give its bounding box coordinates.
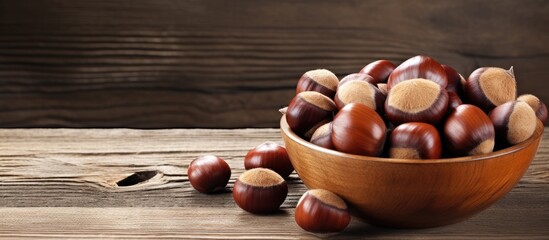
[187,143,348,233]
[186,55,547,235]
[287,55,547,159]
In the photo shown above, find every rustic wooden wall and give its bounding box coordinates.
[0,0,548,128]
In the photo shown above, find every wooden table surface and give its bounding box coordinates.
[0,128,548,239]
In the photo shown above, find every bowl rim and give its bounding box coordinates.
[280,115,544,164]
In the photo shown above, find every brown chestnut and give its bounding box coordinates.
[188,155,231,194]
[244,142,294,179]
[332,103,387,156]
[385,78,449,125]
[387,55,448,89]
[517,94,548,124]
[296,69,339,98]
[233,168,288,214]
[465,67,516,112]
[442,64,465,95]
[359,60,396,84]
[286,91,336,139]
[334,80,386,114]
[444,104,495,156]
[338,73,376,86]
[310,122,335,150]
[389,122,442,159]
[295,189,351,233]
[490,101,537,145]
[447,91,463,112]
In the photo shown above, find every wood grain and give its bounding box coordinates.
[0,128,548,238]
[0,0,548,127]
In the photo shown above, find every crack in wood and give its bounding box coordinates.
[116,170,159,187]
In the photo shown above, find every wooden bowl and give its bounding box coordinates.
[280,116,544,228]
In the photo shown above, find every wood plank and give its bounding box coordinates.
[0,206,547,239]
[0,0,548,127]
[0,128,548,238]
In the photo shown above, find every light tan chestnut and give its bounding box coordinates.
[465,67,517,112]
[310,122,335,150]
[385,78,448,125]
[389,122,442,159]
[295,189,351,233]
[334,80,385,114]
[517,94,548,124]
[233,168,288,214]
[444,104,495,156]
[490,101,537,145]
[296,69,339,98]
[286,91,336,139]
[332,103,386,156]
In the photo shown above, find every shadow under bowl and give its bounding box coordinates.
[280,116,544,228]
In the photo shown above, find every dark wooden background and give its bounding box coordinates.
[0,0,548,128]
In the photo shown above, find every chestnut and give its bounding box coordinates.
[188,155,231,194]
[442,64,465,95]
[338,73,375,86]
[295,189,351,233]
[447,91,463,112]
[359,60,396,84]
[296,69,339,98]
[465,67,516,112]
[244,142,294,179]
[387,55,448,89]
[389,122,442,159]
[233,168,288,214]
[517,94,548,124]
[385,78,449,125]
[334,80,385,114]
[286,91,336,139]
[332,103,387,156]
[444,104,495,156]
[490,101,537,145]
[377,83,388,96]
[310,122,335,150]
